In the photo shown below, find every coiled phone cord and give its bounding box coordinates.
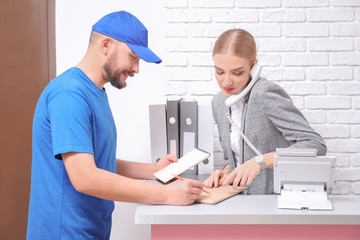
[226,112,262,157]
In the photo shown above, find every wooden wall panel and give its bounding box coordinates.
[0,0,55,239]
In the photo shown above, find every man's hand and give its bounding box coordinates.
[222,159,260,188]
[203,165,230,188]
[164,178,203,205]
[154,154,178,172]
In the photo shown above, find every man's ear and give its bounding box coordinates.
[100,38,112,55]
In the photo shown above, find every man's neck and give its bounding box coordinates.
[76,54,106,89]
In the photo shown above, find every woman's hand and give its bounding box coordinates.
[222,159,260,188]
[203,165,230,188]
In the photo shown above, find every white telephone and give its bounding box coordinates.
[224,64,264,161]
[225,64,262,107]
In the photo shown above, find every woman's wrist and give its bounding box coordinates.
[262,152,276,168]
[253,155,265,171]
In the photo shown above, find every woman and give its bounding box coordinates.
[203,29,327,194]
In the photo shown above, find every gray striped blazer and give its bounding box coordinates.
[212,78,327,195]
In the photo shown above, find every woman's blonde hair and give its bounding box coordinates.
[213,29,257,63]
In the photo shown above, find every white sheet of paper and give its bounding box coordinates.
[278,191,333,210]
[154,148,210,183]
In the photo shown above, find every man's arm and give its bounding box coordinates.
[116,154,177,180]
[116,159,156,180]
[62,152,202,205]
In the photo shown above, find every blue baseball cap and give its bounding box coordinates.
[92,11,162,64]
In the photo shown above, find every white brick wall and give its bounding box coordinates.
[163,1,360,194]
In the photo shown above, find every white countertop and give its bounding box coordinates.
[135,176,360,225]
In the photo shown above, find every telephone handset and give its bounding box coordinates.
[224,64,264,163]
[225,64,262,107]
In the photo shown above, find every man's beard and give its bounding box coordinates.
[103,61,125,89]
[103,51,135,89]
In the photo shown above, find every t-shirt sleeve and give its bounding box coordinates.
[48,90,94,160]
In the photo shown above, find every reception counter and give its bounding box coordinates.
[135,176,360,240]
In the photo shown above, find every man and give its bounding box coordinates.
[27,11,203,240]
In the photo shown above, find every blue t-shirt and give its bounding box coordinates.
[27,67,117,240]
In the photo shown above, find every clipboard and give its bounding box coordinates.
[154,148,210,183]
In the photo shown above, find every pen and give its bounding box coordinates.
[174,175,211,194]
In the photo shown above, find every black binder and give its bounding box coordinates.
[179,98,198,175]
[166,98,182,158]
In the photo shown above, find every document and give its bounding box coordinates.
[277,191,333,210]
[196,185,247,205]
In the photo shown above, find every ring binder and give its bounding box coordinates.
[180,98,198,175]
[166,98,182,158]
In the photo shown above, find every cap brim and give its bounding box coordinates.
[127,43,162,64]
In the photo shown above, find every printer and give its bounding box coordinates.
[274,148,336,210]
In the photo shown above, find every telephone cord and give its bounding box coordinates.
[226,112,262,157]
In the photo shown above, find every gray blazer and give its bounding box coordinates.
[212,78,327,195]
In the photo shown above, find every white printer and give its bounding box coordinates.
[274,148,336,211]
